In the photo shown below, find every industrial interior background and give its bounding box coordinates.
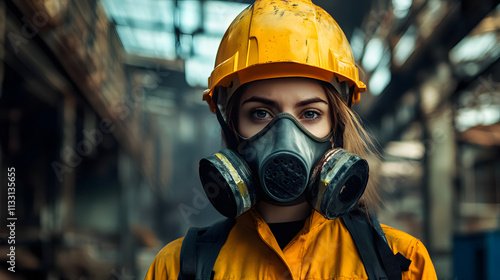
[0,0,499,279]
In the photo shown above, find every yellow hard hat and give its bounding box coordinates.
[203,0,366,113]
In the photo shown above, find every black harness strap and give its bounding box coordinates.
[342,212,388,280]
[371,217,412,279]
[178,219,235,280]
[179,227,198,280]
[342,210,412,280]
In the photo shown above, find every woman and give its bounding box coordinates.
[145,0,437,279]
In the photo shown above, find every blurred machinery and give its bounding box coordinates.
[350,0,500,277]
[0,1,168,279]
[453,231,500,279]
[0,0,499,279]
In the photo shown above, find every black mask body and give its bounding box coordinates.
[199,113,369,220]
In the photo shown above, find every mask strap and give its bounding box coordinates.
[332,79,349,148]
[335,84,355,148]
[347,85,355,108]
[334,124,344,148]
[213,88,238,150]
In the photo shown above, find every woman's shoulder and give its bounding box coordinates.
[380,224,427,258]
[155,236,184,260]
[144,237,184,280]
[380,224,438,279]
[380,224,422,251]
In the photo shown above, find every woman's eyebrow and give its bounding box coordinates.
[241,96,278,107]
[296,97,328,107]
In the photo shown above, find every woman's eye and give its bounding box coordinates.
[303,110,320,119]
[251,109,271,120]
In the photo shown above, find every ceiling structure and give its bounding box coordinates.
[100,0,370,88]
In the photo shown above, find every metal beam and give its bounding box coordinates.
[363,0,499,125]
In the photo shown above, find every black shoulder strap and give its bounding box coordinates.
[370,214,412,280]
[178,219,235,280]
[342,212,388,280]
[342,210,411,280]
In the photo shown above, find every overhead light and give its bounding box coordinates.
[369,66,391,96]
[350,28,365,62]
[362,38,384,72]
[449,32,500,77]
[177,0,202,34]
[450,33,498,65]
[101,0,174,31]
[204,1,249,35]
[185,56,213,88]
[385,141,424,159]
[392,0,412,19]
[192,35,222,58]
[448,4,500,77]
[380,161,423,178]
[456,105,500,132]
[394,25,417,67]
[368,52,391,96]
[115,26,176,60]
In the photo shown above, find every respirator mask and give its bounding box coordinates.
[199,112,369,220]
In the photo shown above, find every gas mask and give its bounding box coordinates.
[199,113,369,220]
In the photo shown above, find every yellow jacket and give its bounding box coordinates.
[145,209,437,280]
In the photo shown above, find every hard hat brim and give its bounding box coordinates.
[204,61,366,113]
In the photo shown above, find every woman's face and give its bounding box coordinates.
[238,78,332,138]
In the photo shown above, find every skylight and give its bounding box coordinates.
[100,0,250,88]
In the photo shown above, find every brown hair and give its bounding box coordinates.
[320,83,381,211]
[223,80,381,211]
